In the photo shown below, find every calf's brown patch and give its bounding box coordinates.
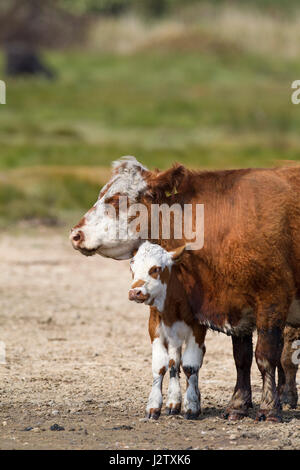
[132,279,145,289]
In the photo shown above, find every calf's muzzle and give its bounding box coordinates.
[128,289,150,303]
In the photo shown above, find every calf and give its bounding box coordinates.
[129,241,206,419]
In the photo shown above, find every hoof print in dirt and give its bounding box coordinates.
[112,425,133,431]
[50,423,65,431]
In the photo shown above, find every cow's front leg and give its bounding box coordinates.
[224,334,253,421]
[146,307,168,420]
[182,330,205,419]
[165,345,182,415]
[279,325,299,409]
[255,327,283,422]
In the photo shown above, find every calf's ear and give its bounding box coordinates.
[171,244,186,263]
[145,164,186,201]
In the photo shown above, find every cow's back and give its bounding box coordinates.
[177,167,298,319]
[191,167,293,273]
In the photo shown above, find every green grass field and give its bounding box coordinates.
[1,8,300,225]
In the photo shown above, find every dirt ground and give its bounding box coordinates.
[0,230,299,450]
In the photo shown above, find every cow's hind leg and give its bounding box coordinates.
[279,325,299,409]
[255,327,283,422]
[165,345,182,415]
[224,334,253,421]
[182,328,205,420]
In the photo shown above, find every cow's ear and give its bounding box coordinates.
[171,244,186,263]
[145,164,186,201]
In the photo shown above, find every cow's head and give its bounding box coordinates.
[128,241,186,312]
[70,156,186,260]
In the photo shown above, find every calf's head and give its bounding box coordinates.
[70,156,186,260]
[128,241,186,312]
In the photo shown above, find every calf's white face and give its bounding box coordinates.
[129,241,185,312]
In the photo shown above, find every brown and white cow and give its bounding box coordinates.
[129,241,206,419]
[70,156,300,421]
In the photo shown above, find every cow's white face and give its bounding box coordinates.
[70,156,187,260]
[129,241,186,312]
[70,156,149,260]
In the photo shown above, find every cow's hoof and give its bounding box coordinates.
[266,414,283,423]
[223,410,247,421]
[280,391,298,410]
[165,404,181,415]
[184,410,200,420]
[147,408,161,420]
[256,410,282,423]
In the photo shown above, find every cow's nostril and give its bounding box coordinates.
[72,230,84,245]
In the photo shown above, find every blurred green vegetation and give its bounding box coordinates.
[60,0,300,16]
[1,2,300,226]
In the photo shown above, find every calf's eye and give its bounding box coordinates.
[148,266,162,277]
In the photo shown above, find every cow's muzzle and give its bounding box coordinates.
[128,289,150,303]
[70,228,84,248]
[69,229,98,256]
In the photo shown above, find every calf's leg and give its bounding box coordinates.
[224,334,253,421]
[165,345,182,415]
[146,308,168,419]
[182,329,205,419]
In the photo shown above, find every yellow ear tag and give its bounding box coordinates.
[165,187,178,198]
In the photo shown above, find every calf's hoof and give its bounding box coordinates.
[223,409,248,421]
[165,403,181,416]
[184,409,200,420]
[256,409,282,423]
[147,408,161,420]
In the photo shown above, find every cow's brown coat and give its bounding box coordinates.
[139,164,300,420]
